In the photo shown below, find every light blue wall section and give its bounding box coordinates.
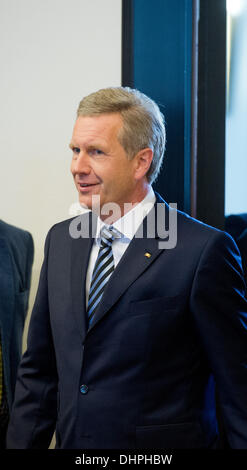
[225,2,247,214]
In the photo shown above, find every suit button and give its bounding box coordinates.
[80,384,89,394]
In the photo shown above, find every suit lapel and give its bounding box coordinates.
[70,212,95,341]
[87,197,169,333]
[87,236,163,332]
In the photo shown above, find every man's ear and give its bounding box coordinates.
[134,148,153,180]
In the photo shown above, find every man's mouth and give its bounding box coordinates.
[78,182,100,192]
[79,182,98,186]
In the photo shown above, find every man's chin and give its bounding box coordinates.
[79,196,92,211]
[78,193,101,214]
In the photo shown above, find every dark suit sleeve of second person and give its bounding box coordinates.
[190,230,247,448]
[24,231,34,292]
[21,230,34,322]
[6,228,58,449]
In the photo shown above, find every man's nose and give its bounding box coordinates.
[71,151,91,174]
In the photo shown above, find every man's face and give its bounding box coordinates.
[70,113,140,214]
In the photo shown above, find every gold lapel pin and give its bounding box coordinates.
[144,252,152,258]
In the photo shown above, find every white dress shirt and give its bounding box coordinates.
[85,187,156,307]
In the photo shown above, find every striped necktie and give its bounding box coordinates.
[87,225,115,326]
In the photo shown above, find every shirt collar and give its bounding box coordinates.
[95,186,156,244]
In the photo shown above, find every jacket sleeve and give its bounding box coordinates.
[7,228,58,449]
[20,231,34,327]
[190,229,247,448]
[24,231,34,294]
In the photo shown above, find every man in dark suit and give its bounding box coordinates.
[238,229,247,286]
[7,87,247,449]
[225,214,247,288]
[0,220,33,448]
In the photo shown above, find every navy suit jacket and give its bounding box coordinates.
[7,195,247,448]
[0,220,34,410]
[238,229,247,285]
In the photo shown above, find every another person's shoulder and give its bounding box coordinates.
[0,219,33,247]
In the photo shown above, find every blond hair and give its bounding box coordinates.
[77,87,166,184]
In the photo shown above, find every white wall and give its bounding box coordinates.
[0,0,122,346]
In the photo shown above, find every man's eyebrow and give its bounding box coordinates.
[69,141,106,151]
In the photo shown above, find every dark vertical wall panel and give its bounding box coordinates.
[123,0,193,212]
[122,0,134,87]
[122,0,226,227]
[196,0,226,229]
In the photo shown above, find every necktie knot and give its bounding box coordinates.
[100,225,115,248]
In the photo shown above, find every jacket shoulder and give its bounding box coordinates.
[0,219,33,254]
[155,191,223,240]
[175,208,238,257]
[47,211,93,242]
[155,192,235,251]
[0,219,31,240]
[48,212,90,233]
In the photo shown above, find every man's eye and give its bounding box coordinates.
[89,149,104,156]
[72,147,80,154]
